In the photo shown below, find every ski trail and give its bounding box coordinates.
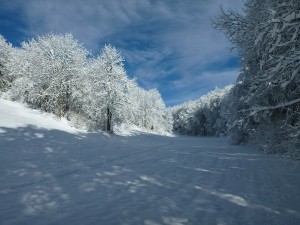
[1,122,300,224]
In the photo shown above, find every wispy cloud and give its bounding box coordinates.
[0,0,244,105]
[166,68,240,106]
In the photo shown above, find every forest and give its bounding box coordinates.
[0,0,299,158]
[0,35,173,134]
[173,0,300,158]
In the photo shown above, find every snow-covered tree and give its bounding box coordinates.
[253,1,300,108]
[214,0,300,156]
[8,33,88,119]
[142,89,173,132]
[0,35,13,91]
[97,44,130,132]
[171,86,233,136]
[126,86,173,133]
[83,46,173,133]
[1,33,172,134]
[81,57,107,129]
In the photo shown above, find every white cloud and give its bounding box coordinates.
[9,0,151,49]
[173,68,240,89]
[166,68,240,106]
[2,0,244,104]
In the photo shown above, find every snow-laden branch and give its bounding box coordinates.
[249,98,300,116]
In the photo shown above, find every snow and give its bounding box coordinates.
[1,99,300,225]
[113,123,175,137]
[0,99,79,134]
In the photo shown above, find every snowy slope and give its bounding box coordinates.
[1,99,300,225]
[0,99,79,133]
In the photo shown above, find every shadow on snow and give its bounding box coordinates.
[1,125,300,225]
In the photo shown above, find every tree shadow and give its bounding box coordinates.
[1,126,300,225]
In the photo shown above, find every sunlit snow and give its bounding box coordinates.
[1,99,300,225]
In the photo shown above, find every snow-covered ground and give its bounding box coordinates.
[1,99,300,225]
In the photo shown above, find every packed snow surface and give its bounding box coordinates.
[1,99,300,225]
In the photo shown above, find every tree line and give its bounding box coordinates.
[1,0,299,157]
[172,0,299,158]
[170,86,233,137]
[0,34,173,133]
[215,0,299,156]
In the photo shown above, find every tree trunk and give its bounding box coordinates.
[107,107,112,132]
[57,95,62,120]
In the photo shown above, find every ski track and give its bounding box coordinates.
[1,128,300,225]
[1,102,300,224]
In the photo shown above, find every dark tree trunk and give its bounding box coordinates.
[57,95,62,120]
[107,107,112,132]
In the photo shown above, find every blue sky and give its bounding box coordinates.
[0,0,243,106]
